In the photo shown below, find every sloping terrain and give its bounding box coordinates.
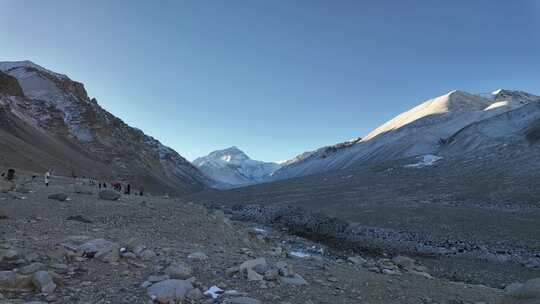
[0,61,208,195]
[188,138,540,288]
[0,173,507,303]
[193,147,280,188]
[272,90,540,180]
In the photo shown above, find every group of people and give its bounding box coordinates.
[98,181,143,196]
[2,167,145,196]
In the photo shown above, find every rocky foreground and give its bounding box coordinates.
[0,173,538,303]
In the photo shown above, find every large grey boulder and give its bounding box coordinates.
[239,258,267,272]
[0,271,34,292]
[98,190,121,201]
[164,263,193,280]
[78,239,119,263]
[31,271,56,293]
[147,279,193,303]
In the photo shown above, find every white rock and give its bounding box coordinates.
[147,279,193,303]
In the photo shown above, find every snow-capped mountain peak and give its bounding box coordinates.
[271,89,540,180]
[193,147,280,188]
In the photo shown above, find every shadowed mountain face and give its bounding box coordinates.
[272,90,540,180]
[193,146,280,188]
[0,61,209,195]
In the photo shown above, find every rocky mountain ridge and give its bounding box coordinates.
[272,89,540,180]
[0,60,209,195]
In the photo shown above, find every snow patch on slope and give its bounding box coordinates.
[405,154,442,168]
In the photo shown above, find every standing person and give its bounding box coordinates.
[44,171,50,187]
[125,184,131,195]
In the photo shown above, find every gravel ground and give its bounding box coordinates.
[0,173,505,303]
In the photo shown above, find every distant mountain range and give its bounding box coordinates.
[193,146,280,188]
[3,60,540,194]
[271,89,540,180]
[0,61,209,195]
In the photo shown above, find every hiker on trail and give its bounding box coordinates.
[8,169,14,179]
[7,169,15,181]
[44,171,50,187]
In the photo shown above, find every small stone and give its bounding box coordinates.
[1,249,19,260]
[275,261,294,277]
[347,256,367,265]
[18,263,45,275]
[78,239,119,263]
[148,275,170,283]
[48,193,68,201]
[146,279,194,303]
[98,190,121,201]
[121,252,137,259]
[252,263,269,275]
[247,268,263,281]
[140,281,152,288]
[187,252,208,261]
[279,274,308,286]
[50,263,69,274]
[382,269,401,275]
[225,266,240,277]
[164,263,193,280]
[263,268,279,281]
[239,258,267,272]
[139,249,157,261]
[187,288,203,300]
[392,256,416,269]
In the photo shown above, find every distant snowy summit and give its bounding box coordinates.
[193,146,281,188]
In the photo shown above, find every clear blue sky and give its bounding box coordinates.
[1,1,539,162]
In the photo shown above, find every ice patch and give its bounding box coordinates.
[290,251,311,258]
[204,286,224,299]
[405,154,442,168]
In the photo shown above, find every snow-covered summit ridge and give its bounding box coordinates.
[206,146,250,163]
[193,147,281,187]
[272,89,540,180]
[0,60,68,80]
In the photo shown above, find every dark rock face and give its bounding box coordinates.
[0,61,209,195]
[0,71,23,97]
